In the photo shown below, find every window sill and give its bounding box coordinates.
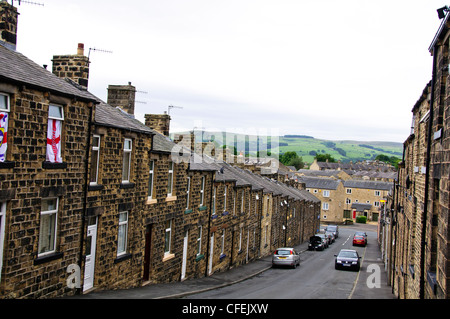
[114,253,132,264]
[120,182,135,189]
[0,161,15,169]
[163,253,175,262]
[146,198,157,205]
[195,254,205,262]
[88,184,104,191]
[165,195,177,202]
[42,161,67,169]
[34,251,64,265]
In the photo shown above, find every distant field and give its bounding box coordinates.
[171,131,403,165]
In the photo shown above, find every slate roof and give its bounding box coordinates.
[343,180,393,191]
[0,44,96,102]
[297,176,342,190]
[351,203,372,212]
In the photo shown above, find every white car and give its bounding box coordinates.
[272,248,300,268]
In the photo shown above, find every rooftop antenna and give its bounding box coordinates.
[135,89,148,105]
[88,47,112,59]
[168,105,183,115]
[10,0,44,6]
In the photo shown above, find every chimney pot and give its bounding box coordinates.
[77,43,84,55]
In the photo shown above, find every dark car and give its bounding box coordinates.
[315,233,329,249]
[308,235,325,251]
[325,225,339,238]
[334,249,361,271]
[325,231,335,244]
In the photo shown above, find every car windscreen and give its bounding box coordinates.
[327,226,337,231]
[338,251,357,258]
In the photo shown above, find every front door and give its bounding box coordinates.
[83,216,97,292]
[0,202,5,285]
[143,225,153,281]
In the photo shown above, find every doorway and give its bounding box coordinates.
[143,224,153,281]
[83,216,98,292]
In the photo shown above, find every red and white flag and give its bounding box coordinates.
[46,119,62,163]
[0,112,7,162]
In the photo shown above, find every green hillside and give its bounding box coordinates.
[171,131,403,166]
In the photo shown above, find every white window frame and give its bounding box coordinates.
[38,198,59,257]
[322,202,329,210]
[375,190,381,196]
[48,104,64,121]
[0,93,10,112]
[220,229,225,255]
[90,135,101,185]
[122,139,132,182]
[346,188,352,194]
[212,186,216,215]
[164,220,172,255]
[239,227,243,251]
[167,161,174,196]
[148,160,155,200]
[223,186,227,212]
[241,190,245,213]
[200,176,205,206]
[346,198,351,204]
[323,190,330,197]
[186,176,190,209]
[374,201,380,207]
[117,211,128,256]
[197,226,202,256]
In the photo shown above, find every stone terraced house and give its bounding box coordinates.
[0,1,321,299]
[383,6,450,299]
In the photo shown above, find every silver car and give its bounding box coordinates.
[272,247,300,268]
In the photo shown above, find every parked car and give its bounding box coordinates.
[325,224,339,238]
[334,249,361,271]
[308,235,325,251]
[352,235,366,246]
[272,248,300,268]
[354,231,368,245]
[315,233,329,249]
[325,231,335,244]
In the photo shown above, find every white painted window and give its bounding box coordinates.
[200,176,205,206]
[0,93,9,163]
[322,202,329,210]
[375,190,381,196]
[117,212,128,256]
[164,219,173,255]
[220,229,225,255]
[167,161,174,196]
[148,160,154,199]
[46,105,64,163]
[346,188,352,194]
[186,176,190,209]
[212,186,216,215]
[90,135,100,185]
[38,198,58,256]
[122,139,132,182]
[323,190,330,197]
[197,226,202,256]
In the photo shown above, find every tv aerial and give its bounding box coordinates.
[168,105,183,115]
[88,47,113,59]
[10,0,44,6]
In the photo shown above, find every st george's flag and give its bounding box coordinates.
[46,118,62,163]
[0,112,7,162]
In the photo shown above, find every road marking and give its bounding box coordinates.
[347,244,367,299]
[343,235,351,246]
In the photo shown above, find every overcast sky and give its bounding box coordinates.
[12,0,448,143]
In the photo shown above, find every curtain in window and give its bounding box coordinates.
[0,112,7,162]
[46,119,62,163]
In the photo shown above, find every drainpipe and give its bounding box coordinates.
[204,172,215,277]
[78,101,94,294]
[420,46,437,299]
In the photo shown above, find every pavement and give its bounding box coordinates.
[70,223,395,299]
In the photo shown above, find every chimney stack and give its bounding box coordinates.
[52,43,90,89]
[0,1,19,51]
[145,113,171,137]
[107,82,136,116]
